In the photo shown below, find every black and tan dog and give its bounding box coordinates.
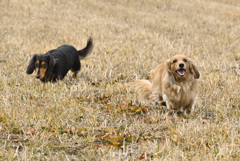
[27,38,93,82]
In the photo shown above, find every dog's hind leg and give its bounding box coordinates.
[71,69,78,78]
[149,91,166,106]
[71,59,81,78]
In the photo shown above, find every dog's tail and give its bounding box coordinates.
[134,80,152,100]
[78,37,93,60]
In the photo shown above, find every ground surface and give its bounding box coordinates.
[0,0,240,160]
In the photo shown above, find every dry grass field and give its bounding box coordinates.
[1,0,240,160]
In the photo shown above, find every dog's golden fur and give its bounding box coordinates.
[135,55,200,113]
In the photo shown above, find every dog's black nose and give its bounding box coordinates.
[36,75,40,79]
[179,63,184,68]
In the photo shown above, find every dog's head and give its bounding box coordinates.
[26,53,55,80]
[166,55,200,82]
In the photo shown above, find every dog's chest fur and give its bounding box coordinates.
[163,77,197,109]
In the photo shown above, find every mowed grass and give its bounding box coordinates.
[1,0,240,160]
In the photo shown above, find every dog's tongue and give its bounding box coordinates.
[177,69,186,76]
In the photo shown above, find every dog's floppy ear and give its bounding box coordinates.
[166,59,176,82]
[46,54,56,77]
[189,61,200,79]
[166,59,172,73]
[27,54,37,74]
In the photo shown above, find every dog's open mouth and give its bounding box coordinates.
[176,69,186,77]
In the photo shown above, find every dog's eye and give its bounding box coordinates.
[173,59,177,63]
[35,63,39,67]
[183,59,187,62]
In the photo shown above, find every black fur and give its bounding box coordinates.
[27,38,93,82]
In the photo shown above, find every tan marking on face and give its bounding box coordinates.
[35,61,40,76]
[35,61,47,79]
[39,68,47,79]
[35,67,39,76]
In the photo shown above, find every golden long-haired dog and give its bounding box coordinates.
[135,55,200,113]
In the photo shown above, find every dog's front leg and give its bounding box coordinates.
[184,97,197,114]
[162,94,172,110]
